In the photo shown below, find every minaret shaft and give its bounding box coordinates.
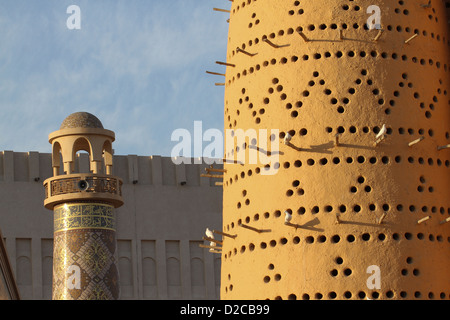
[52,202,119,300]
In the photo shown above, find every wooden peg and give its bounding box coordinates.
[199,244,222,250]
[216,61,236,67]
[213,230,237,239]
[215,83,225,86]
[420,1,431,8]
[236,47,257,57]
[239,223,270,233]
[221,158,244,165]
[339,29,344,40]
[373,29,384,42]
[373,135,386,146]
[262,38,290,48]
[408,136,425,147]
[206,167,227,173]
[284,141,300,151]
[206,71,226,76]
[213,8,231,13]
[439,217,450,225]
[335,213,341,224]
[417,216,431,224]
[297,30,309,42]
[199,244,222,254]
[284,222,301,229]
[215,182,223,186]
[334,133,341,147]
[200,174,224,179]
[377,213,387,225]
[437,144,450,151]
[239,223,262,233]
[202,237,223,245]
[404,33,419,44]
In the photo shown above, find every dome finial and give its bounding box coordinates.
[60,112,104,130]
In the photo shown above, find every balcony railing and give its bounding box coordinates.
[43,174,123,209]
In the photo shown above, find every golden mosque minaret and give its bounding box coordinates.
[217,0,450,299]
[43,112,123,300]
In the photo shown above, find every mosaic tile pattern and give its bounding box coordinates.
[54,203,115,232]
[52,203,119,300]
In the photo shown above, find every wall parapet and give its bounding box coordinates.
[0,151,223,187]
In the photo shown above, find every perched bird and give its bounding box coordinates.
[205,228,214,239]
[376,124,386,140]
[284,211,292,223]
[284,133,292,144]
[205,228,216,248]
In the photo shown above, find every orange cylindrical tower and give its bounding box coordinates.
[219,1,449,299]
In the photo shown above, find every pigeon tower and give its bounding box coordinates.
[216,0,450,300]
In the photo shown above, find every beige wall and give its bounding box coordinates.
[0,150,223,300]
[0,228,20,299]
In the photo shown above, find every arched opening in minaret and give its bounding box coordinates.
[72,137,93,174]
[52,141,63,176]
[102,140,113,175]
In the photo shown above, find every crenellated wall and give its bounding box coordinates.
[0,151,223,300]
[0,151,221,187]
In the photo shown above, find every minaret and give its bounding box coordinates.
[219,1,449,299]
[43,112,124,300]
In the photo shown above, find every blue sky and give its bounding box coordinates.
[0,0,229,156]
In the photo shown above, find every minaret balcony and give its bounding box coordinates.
[43,173,123,210]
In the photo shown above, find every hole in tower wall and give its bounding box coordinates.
[331,235,340,243]
[305,236,314,244]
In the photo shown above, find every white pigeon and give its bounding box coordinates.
[205,228,216,248]
[284,133,292,144]
[284,211,292,223]
[376,124,386,140]
[205,228,214,239]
